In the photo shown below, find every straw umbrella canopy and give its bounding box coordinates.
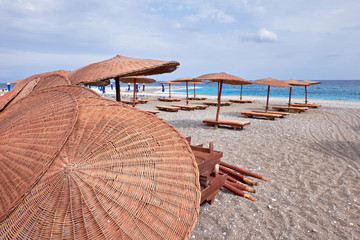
[209,77,253,100]
[171,77,202,104]
[301,80,321,104]
[283,79,310,106]
[195,72,250,121]
[252,77,292,112]
[0,86,200,239]
[67,55,180,102]
[161,80,180,98]
[120,76,156,107]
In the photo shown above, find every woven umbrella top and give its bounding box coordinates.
[253,77,292,87]
[160,80,180,84]
[10,70,70,86]
[0,86,200,239]
[172,77,202,83]
[68,55,180,86]
[284,79,310,86]
[302,80,321,85]
[195,72,251,85]
[0,80,28,111]
[119,75,156,84]
[32,73,71,92]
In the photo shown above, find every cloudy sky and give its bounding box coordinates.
[1,0,359,83]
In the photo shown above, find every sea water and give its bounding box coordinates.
[2,80,360,101]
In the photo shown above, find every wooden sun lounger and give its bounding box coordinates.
[141,109,160,114]
[241,111,283,120]
[272,106,308,113]
[156,105,181,112]
[203,101,232,106]
[229,99,255,103]
[192,104,209,110]
[203,118,250,131]
[172,104,198,111]
[121,100,139,105]
[158,97,181,102]
[188,97,207,100]
[252,110,289,117]
[138,99,148,104]
[290,103,321,108]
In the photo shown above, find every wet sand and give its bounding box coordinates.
[101,87,360,240]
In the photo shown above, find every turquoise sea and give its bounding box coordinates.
[2,80,360,101]
[171,80,360,102]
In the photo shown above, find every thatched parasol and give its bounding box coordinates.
[172,77,202,105]
[189,81,205,98]
[283,79,310,106]
[301,80,321,104]
[0,86,200,239]
[67,55,180,101]
[120,76,156,107]
[196,72,250,122]
[252,77,292,112]
[161,80,180,98]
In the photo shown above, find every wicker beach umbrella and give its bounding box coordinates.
[283,79,310,106]
[0,86,200,240]
[120,76,156,107]
[161,80,180,98]
[301,80,321,104]
[172,77,202,104]
[67,55,180,102]
[196,72,250,121]
[252,77,292,112]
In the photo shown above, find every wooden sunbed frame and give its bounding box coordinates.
[138,99,148,104]
[229,99,255,103]
[171,104,198,111]
[141,109,160,114]
[252,110,289,117]
[203,101,232,106]
[241,111,283,120]
[121,100,139,105]
[290,103,321,108]
[156,105,181,112]
[192,104,209,110]
[158,97,181,102]
[188,97,207,100]
[272,106,308,113]
[203,118,250,130]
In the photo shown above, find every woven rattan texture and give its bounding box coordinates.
[0,91,200,239]
[68,55,180,85]
[0,81,27,111]
[7,78,39,108]
[196,72,251,85]
[0,90,78,221]
[33,73,71,92]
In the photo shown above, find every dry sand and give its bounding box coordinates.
[103,86,360,240]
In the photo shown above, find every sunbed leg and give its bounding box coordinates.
[214,123,218,130]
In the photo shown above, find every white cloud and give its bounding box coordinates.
[241,28,278,42]
[185,8,236,23]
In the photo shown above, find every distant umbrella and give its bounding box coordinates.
[143,83,145,91]
[189,81,205,98]
[67,55,179,102]
[162,84,165,92]
[283,79,310,106]
[161,80,180,98]
[196,72,250,121]
[301,80,321,104]
[172,77,202,105]
[252,77,292,112]
[120,76,156,107]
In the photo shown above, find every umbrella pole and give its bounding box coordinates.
[133,81,136,107]
[265,85,270,112]
[115,77,121,102]
[186,81,189,105]
[215,80,223,124]
[240,85,243,100]
[305,86,308,104]
[288,87,292,107]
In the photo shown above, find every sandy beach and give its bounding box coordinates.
[99,87,360,239]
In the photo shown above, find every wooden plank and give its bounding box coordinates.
[203,118,250,130]
[229,99,255,103]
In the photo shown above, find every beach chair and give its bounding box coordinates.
[192,104,209,110]
[203,118,250,130]
[229,99,255,103]
[141,109,160,114]
[121,99,139,105]
[156,105,181,112]
[203,101,232,106]
[158,97,182,102]
[272,106,308,113]
[252,110,289,117]
[138,99,149,104]
[241,111,283,120]
[171,104,198,111]
[188,97,207,100]
[290,103,321,108]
